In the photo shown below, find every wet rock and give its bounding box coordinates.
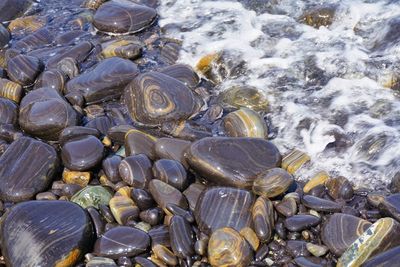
[140,207,163,226]
[216,85,268,112]
[325,176,354,200]
[302,195,343,212]
[306,243,328,257]
[148,179,188,212]
[124,129,157,160]
[93,1,157,34]
[152,244,177,266]
[65,57,139,104]
[94,226,150,259]
[119,154,153,189]
[275,197,297,217]
[303,171,329,193]
[46,41,93,68]
[253,168,293,198]
[300,5,337,28]
[338,217,400,267]
[71,185,113,209]
[153,159,189,191]
[62,169,91,187]
[8,15,47,35]
[148,225,170,248]
[223,107,268,138]
[0,200,94,267]
[321,213,371,256]
[0,0,32,22]
[0,24,10,48]
[282,149,310,174]
[287,240,310,258]
[183,182,206,212]
[59,126,101,145]
[0,78,23,103]
[208,227,253,267]
[0,137,58,202]
[186,137,281,189]
[125,71,197,126]
[102,155,122,183]
[195,187,254,235]
[363,245,400,267]
[284,214,321,232]
[252,196,274,242]
[109,196,139,225]
[61,135,104,171]
[0,97,18,125]
[160,64,199,89]
[169,215,195,258]
[7,54,42,86]
[378,193,400,221]
[34,69,66,92]
[389,172,400,193]
[19,87,79,141]
[100,38,143,59]
[131,188,155,211]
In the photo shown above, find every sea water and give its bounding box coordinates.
[158,0,400,189]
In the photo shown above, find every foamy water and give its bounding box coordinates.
[158,0,400,189]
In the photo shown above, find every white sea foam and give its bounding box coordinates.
[158,0,400,188]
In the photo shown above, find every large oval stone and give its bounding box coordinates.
[0,137,58,201]
[195,187,254,235]
[186,137,281,189]
[0,200,94,267]
[94,226,150,259]
[65,57,139,104]
[93,1,157,34]
[125,71,197,126]
[321,213,371,256]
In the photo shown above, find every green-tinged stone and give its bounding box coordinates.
[337,217,400,267]
[71,186,113,209]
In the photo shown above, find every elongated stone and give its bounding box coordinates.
[13,27,54,53]
[100,38,142,59]
[0,200,94,267]
[154,137,191,168]
[338,218,400,267]
[119,154,153,189]
[208,227,253,267]
[302,195,342,212]
[282,149,310,174]
[0,137,58,202]
[195,187,254,235]
[284,215,321,232]
[149,179,188,212]
[125,129,157,160]
[47,41,93,68]
[321,213,371,256]
[253,168,293,198]
[186,137,281,189]
[65,57,138,104]
[303,171,329,193]
[153,159,188,191]
[169,215,195,258]
[152,244,177,266]
[93,1,157,34]
[252,196,274,242]
[94,226,150,259]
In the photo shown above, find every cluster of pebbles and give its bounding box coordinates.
[1,0,400,266]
